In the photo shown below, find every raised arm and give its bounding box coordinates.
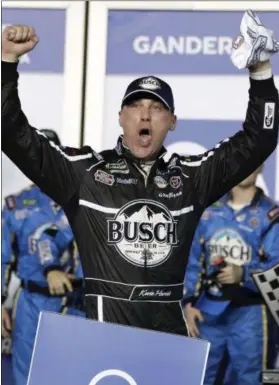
[1,25,100,206]
[181,61,278,210]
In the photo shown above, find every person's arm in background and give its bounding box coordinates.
[182,222,206,337]
[1,204,17,304]
[33,225,74,295]
[1,210,14,337]
[181,59,278,211]
[1,25,102,207]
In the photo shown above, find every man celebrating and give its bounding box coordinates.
[1,12,279,336]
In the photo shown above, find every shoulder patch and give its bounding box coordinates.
[268,206,279,223]
[212,201,224,208]
[5,195,16,211]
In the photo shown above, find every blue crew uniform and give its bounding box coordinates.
[183,188,279,385]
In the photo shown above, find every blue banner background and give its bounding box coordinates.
[2,8,66,72]
[107,11,279,74]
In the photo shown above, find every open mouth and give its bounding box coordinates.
[139,128,151,136]
[138,128,152,146]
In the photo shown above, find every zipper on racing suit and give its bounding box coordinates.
[133,161,155,273]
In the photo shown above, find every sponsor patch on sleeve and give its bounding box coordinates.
[38,240,53,264]
[268,206,279,222]
[263,102,275,129]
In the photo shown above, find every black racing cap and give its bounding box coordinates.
[40,129,61,146]
[121,76,175,113]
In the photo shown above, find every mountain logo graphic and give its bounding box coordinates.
[107,200,178,267]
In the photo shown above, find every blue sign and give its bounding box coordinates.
[1,354,13,385]
[28,312,209,385]
[2,8,66,72]
[107,11,279,74]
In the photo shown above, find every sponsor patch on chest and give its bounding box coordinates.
[116,177,138,185]
[170,176,182,189]
[105,159,129,174]
[154,176,168,188]
[94,169,115,186]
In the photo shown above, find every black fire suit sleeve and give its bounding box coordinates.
[1,61,98,206]
[180,76,279,209]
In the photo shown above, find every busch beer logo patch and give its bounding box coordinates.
[207,228,252,266]
[138,76,161,90]
[94,169,115,186]
[107,200,178,267]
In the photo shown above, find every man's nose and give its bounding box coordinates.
[140,107,151,121]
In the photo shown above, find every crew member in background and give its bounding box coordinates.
[1,129,84,385]
[1,129,61,304]
[1,129,61,339]
[1,220,13,340]
[182,166,279,385]
[2,201,85,385]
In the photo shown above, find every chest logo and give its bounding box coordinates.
[208,228,252,266]
[107,200,178,267]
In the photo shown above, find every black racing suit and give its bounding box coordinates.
[2,61,278,336]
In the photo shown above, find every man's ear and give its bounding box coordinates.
[119,111,123,127]
[169,115,177,131]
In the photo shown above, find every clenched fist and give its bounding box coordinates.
[2,24,39,62]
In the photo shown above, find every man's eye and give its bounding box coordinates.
[130,102,139,108]
[153,104,162,110]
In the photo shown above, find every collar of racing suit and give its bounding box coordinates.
[114,135,167,169]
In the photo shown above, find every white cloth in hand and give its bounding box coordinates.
[231,10,279,69]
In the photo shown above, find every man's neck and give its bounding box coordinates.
[230,185,257,205]
[121,137,163,162]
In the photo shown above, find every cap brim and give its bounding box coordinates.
[121,89,171,111]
